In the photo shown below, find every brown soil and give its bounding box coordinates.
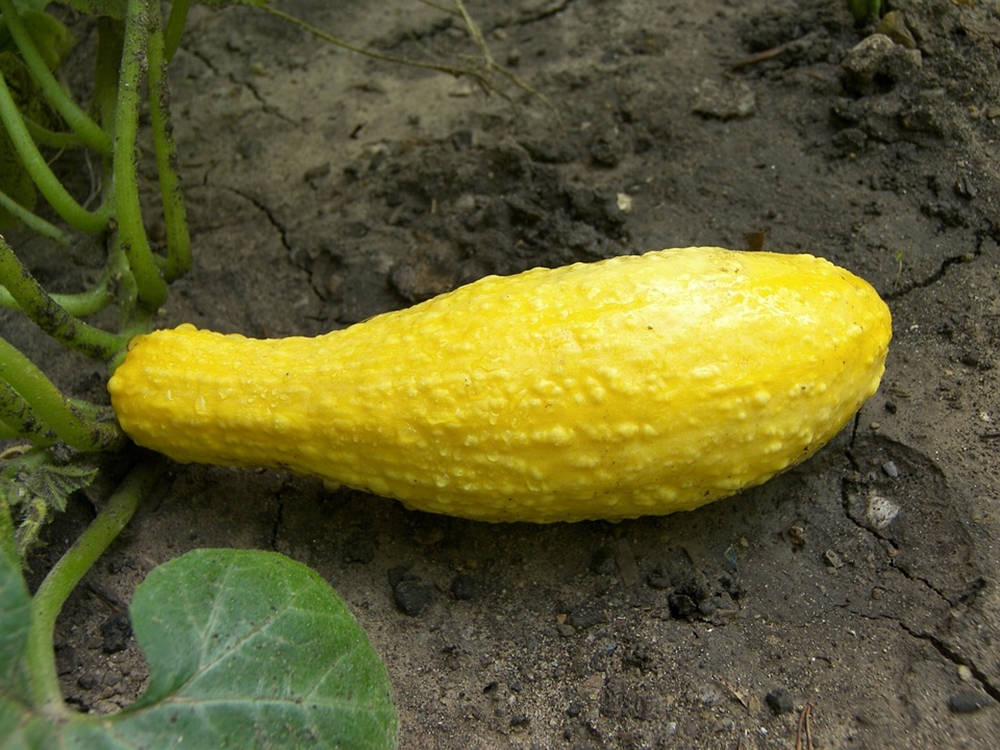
[10,0,1000,747]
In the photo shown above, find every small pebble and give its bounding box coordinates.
[787,525,807,548]
[823,549,845,569]
[882,460,900,478]
[865,493,900,530]
[567,604,607,631]
[875,10,917,49]
[957,664,973,682]
[948,689,990,714]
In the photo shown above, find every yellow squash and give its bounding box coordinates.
[108,247,891,522]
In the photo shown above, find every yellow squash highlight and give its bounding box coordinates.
[109,247,891,522]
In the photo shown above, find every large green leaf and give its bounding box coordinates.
[110,549,397,748]
[0,503,31,701]
[0,549,397,749]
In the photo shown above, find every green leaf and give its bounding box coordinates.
[0,448,99,556]
[18,9,76,70]
[0,504,31,701]
[0,549,397,748]
[111,549,397,749]
[0,705,59,750]
[0,450,99,514]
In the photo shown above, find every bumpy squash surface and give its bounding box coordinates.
[109,247,891,522]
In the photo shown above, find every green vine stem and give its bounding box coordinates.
[0,266,114,317]
[25,458,163,715]
[163,0,191,62]
[147,0,191,282]
[0,236,127,359]
[0,417,19,440]
[23,115,85,150]
[0,70,111,234]
[0,187,73,245]
[113,0,168,309]
[0,380,57,446]
[0,0,112,155]
[0,336,123,452]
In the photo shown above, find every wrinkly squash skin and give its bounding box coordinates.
[108,247,891,522]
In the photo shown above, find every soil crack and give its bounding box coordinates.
[223,186,292,253]
[896,619,1000,705]
[837,466,956,609]
[235,75,298,126]
[188,46,296,125]
[884,226,996,302]
[498,0,577,29]
[270,490,285,552]
[847,608,1000,705]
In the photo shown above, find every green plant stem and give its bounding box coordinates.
[0,270,114,317]
[0,336,123,452]
[0,417,19,440]
[0,0,112,155]
[0,235,127,359]
[147,0,190,282]
[0,71,111,233]
[23,116,85,150]
[163,0,191,62]
[0,380,57,445]
[113,0,168,309]
[25,459,162,715]
[0,188,73,245]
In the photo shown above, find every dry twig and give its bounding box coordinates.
[795,701,815,750]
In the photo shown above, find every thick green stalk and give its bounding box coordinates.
[113,0,168,309]
[25,460,162,715]
[0,336,123,452]
[0,71,111,233]
[0,236,127,359]
[0,0,112,155]
[0,380,57,445]
[0,418,19,440]
[147,0,190,282]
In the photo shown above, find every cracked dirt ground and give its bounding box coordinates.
[9,0,1000,747]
